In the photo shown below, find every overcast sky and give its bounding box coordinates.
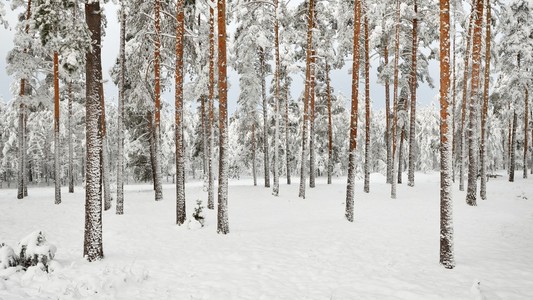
[0,1,439,114]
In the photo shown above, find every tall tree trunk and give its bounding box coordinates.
[68,81,74,193]
[523,86,529,178]
[480,0,490,200]
[384,36,392,185]
[54,51,61,205]
[116,1,126,215]
[148,111,156,189]
[439,0,454,269]
[83,0,104,262]
[466,0,484,207]
[451,0,457,182]
[345,0,361,222]
[363,12,371,193]
[217,0,229,235]
[175,0,186,225]
[326,62,333,185]
[299,0,315,199]
[272,0,281,196]
[18,0,32,200]
[407,0,418,187]
[459,1,475,191]
[391,0,401,199]
[285,69,291,185]
[201,95,207,175]
[259,47,270,188]
[509,111,517,182]
[207,2,215,210]
[153,0,163,202]
[398,126,405,184]
[252,123,257,186]
[100,84,111,211]
[309,49,316,189]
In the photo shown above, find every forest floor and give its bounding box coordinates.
[1,171,532,299]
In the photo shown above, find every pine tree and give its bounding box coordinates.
[479,0,491,200]
[116,1,126,215]
[345,0,361,222]
[207,1,216,210]
[176,0,186,226]
[217,0,229,235]
[466,0,484,207]
[83,0,104,262]
[298,0,315,199]
[407,0,418,187]
[391,0,401,199]
[272,0,281,196]
[153,0,163,202]
[363,6,370,193]
[439,0,454,269]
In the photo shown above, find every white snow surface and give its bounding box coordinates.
[1,172,532,299]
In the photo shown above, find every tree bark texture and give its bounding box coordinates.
[391,0,401,199]
[407,0,418,187]
[217,0,229,235]
[326,62,333,185]
[309,49,316,189]
[273,0,281,196]
[175,0,186,225]
[466,0,484,207]
[83,0,104,262]
[116,1,126,215]
[68,81,74,193]
[259,47,270,188]
[299,0,314,199]
[153,0,163,202]
[439,0,455,269]
[480,0,490,200]
[54,51,61,205]
[207,2,215,210]
[363,12,371,193]
[509,112,517,182]
[346,0,361,222]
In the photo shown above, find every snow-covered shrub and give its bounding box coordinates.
[17,231,57,271]
[192,200,205,227]
[0,243,18,269]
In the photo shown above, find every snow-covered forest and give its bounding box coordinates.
[1,0,532,298]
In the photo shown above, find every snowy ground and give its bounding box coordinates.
[1,172,532,299]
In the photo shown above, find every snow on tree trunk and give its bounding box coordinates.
[509,111,517,182]
[116,2,126,215]
[407,0,418,187]
[299,0,315,199]
[326,62,333,185]
[201,95,207,176]
[207,3,215,210]
[285,71,291,185]
[18,105,24,199]
[68,81,74,193]
[54,51,61,205]
[466,0,484,207]
[83,0,104,262]
[363,12,370,193]
[153,0,163,202]
[480,0,490,200]
[459,4,475,192]
[252,124,257,186]
[309,50,316,189]
[346,0,361,222]
[100,85,111,211]
[217,0,229,235]
[439,0,454,269]
[398,127,405,184]
[259,47,270,189]
[523,88,528,179]
[384,37,392,185]
[17,0,32,200]
[175,0,186,225]
[391,0,401,199]
[273,0,281,196]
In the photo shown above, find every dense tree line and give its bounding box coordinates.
[1,0,531,268]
